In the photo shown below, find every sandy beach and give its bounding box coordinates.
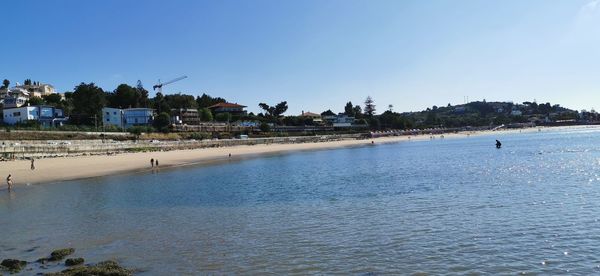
[0,127,544,187]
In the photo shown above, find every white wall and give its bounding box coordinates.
[103,108,124,128]
[3,106,37,125]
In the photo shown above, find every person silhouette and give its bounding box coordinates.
[6,174,13,191]
[496,140,502,149]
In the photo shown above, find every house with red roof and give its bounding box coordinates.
[299,111,323,123]
[208,102,247,116]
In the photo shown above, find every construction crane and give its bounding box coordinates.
[153,75,187,94]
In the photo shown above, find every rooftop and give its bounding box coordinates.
[208,102,247,108]
[300,112,321,117]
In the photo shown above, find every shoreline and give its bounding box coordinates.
[2,136,414,187]
[0,126,572,187]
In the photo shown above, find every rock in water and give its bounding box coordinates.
[44,260,132,276]
[49,248,75,261]
[1,259,27,273]
[65,258,84,266]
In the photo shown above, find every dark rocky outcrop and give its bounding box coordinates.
[49,248,75,261]
[44,260,131,276]
[64,257,84,266]
[1,258,27,273]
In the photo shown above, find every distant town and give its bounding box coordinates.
[0,78,593,138]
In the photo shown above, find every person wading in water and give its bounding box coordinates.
[496,140,502,149]
[6,174,13,191]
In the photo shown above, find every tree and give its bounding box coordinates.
[1,79,9,89]
[71,82,106,125]
[379,111,407,129]
[283,116,306,126]
[25,96,45,106]
[367,117,381,129]
[199,108,213,122]
[164,93,197,109]
[107,84,139,108]
[344,101,354,116]
[196,93,226,108]
[388,104,394,112]
[215,112,232,122]
[364,96,376,117]
[258,101,288,118]
[59,92,74,116]
[24,79,32,86]
[259,122,271,132]
[321,109,335,116]
[153,112,171,132]
[152,92,171,114]
[353,105,363,119]
[136,80,150,108]
[275,101,288,116]
[42,94,63,106]
[424,111,439,126]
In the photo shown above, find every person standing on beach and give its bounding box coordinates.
[150,158,154,168]
[155,159,159,167]
[31,158,35,170]
[6,174,13,191]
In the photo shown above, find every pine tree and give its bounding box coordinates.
[364,96,376,117]
[344,101,354,115]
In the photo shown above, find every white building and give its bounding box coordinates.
[14,83,56,96]
[2,87,29,108]
[322,114,356,127]
[103,107,154,129]
[511,110,523,116]
[3,105,66,127]
[1,82,59,108]
[103,107,124,128]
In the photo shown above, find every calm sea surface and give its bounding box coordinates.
[4,127,600,274]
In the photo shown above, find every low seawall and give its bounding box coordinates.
[0,134,365,159]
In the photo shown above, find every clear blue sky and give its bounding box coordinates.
[2,0,599,114]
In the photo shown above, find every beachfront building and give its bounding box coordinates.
[124,108,153,128]
[3,105,67,127]
[171,108,200,125]
[208,102,247,116]
[103,107,124,128]
[103,107,154,129]
[322,114,357,128]
[299,111,323,124]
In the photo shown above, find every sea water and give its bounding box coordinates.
[3,127,600,274]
